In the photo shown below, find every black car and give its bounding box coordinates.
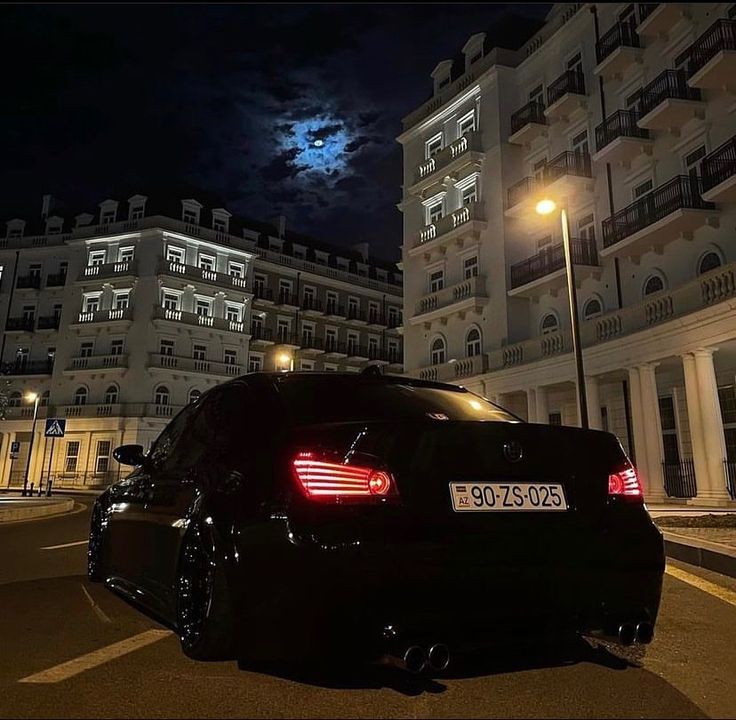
[88,371,665,673]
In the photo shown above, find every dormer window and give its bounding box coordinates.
[292,245,306,260]
[130,205,144,220]
[431,59,454,95]
[127,195,147,221]
[7,219,25,238]
[183,208,198,224]
[46,216,63,235]
[438,75,450,90]
[213,218,226,233]
[8,228,22,238]
[462,33,486,71]
[269,238,283,253]
[181,199,202,226]
[211,208,231,234]
[101,211,116,225]
[98,200,118,226]
[336,258,350,272]
[314,250,328,265]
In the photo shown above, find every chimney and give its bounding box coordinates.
[270,214,286,239]
[352,242,370,263]
[41,194,53,220]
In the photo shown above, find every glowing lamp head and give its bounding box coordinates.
[278,353,292,367]
[536,198,557,216]
[25,392,38,403]
[313,139,324,147]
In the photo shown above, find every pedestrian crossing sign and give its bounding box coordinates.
[44,418,66,437]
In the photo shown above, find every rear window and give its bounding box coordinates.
[275,376,519,425]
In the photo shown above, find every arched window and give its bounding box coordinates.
[40,390,50,407]
[643,274,665,297]
[541,313,559,335]
[698,251,722,275]
[154,385,170,406]
[430,336,446,365]
[104,384,119,405]
[74,387,88,406]
[583,297,603,320]
[188,389,201,404]
[8,392,21,408]
[466,327,482,357]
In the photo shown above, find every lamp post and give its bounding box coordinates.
[22,391,40,496]
[536,198,589,430]
[277,352,294,372]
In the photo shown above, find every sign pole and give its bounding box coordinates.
[46,437,55,494]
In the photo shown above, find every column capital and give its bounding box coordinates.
[693,346,718,358]
[637,362,660,372]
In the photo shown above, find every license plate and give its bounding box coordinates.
[450,482,568,512]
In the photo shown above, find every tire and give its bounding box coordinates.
[87,503,105,583]
[175,523,235,661]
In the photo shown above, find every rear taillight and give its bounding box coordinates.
[608,463,643,503]
[291,451,396,503]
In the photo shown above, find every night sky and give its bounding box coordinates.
[0,4,550,261]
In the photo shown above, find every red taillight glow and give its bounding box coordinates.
[608,465,643,502]
[292,451,394,502]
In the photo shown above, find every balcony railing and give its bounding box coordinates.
[152,306,245,333]
[595,110,650,152]
[416,354,488,383]
[57,402,185,419]
[415,275,486,317]
[67,354,128,371]
[76,308,133,324]
[640,69,701,117]
[275,290,298,306]
[510,100,547,135]
[0,360,53,376]
[16,275,41,289]
[346,344,370,359]
[596,20,640,64]
[301,297,323,312]
[510,238,598,289]
[299,335,324,351]
[602,175,714,248]
[324,340,348,355]
[5,317,35,332]
[324,302,346,317]
[638,3,658,23]
[157,259,248,290]
[544,150,592,183]
[416,202,484,248]
[725,460,736,500]
[253,286,274,302]
[547,69,585,106]
[507,177,542,209]
[687,19,736,77]
[45,271,67,287]
[414,131,483,184]
[662,459,697,498]
[148,353,242,377]
[346,307,366,322]
[37,315,61,330]
[250,325,273,342]
[79,260,136,281]
[387,313,403,329]
[701,135,736,193]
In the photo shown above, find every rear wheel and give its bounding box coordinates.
[87,503,104,582]
[176,524,234,661]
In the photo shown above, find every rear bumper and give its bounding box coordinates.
[230,509,665,661]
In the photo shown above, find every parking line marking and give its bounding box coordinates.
[41,540,88,550]
[18,629,173,684]
[666,564,736,608]
[81,584,112,624]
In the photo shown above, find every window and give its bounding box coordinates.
[110,339,124,355]
[388,307,400,327]
[130,206,144,220]
[160,339,175,356]
[571,129,589,156]
[458,112,476,137]
[464,255,479,279]
[162,292,179,310]
[88,250,106,267]
[699,251,722,275]
[326,291,339,314]
[225,304,242,322]
[8,392,21,408]
[114,291,130,310]
[80,341,94,358]
[199,254,216,271]
[567,51,583,75]
[368,301,380,324]
[248,354,263,373]
[532,157,547,183]
[429,269,444,293]
[347,332,359,355]
[183,208,198,224]
[278,279,292,303]
[549,412,562,426]
[625,87,643,114]
[643,274,665,296]
[324,363,339,372]
[46,347,56,365]
[40,390,50,407]
[277,319,290,342]
[195,298,212,317]
[74,387,88,406]
[583,298,603,319]
[303,286,315,308]
[426,134,443,159]
[388,340,400,363]
[118,246,135,263]
[22,305,35,322]
[224,350,237,365]
[529,83,544,106]
[633,179,653,199]
[301,323,315,346]
[193,344,206,361]
[83,294,100,313]
[466,327,482,357]
[213,218,227,233]
[684,145,706,179]
[438,75,450,90]
[254,274,266,295]
[65,442,80,472]
[166,246,185,264]
[430,337,446,365]
[578,213,596,243]
[541,313,559,334]
[368,336,379,358]
[300,359,315,371]
[15,347,29,370]
[101,210,116,225]
[325,328,338,352]
[228,261,245,278]
[104,384,119,405]
[154,386,170,406]
[189,389,201,404]
[659,396,680,465]
[47,221,62,235]
[428,200,443,224]
[347,297,359,318]
[461,182,478,206]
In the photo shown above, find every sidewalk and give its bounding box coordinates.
[0,497,75,523]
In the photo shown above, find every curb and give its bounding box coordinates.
[0,498,75,523]
[663,530,736,579]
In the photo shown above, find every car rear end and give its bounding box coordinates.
[239,374,664,663]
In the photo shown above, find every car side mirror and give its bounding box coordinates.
[113,444,147,467]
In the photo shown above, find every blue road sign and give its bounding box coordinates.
[44,418,66,438]
[10,441,20,455]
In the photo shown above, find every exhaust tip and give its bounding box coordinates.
[618,623,636,646]
[636,621,654,645]
[427,643,450,671]
[403,645,427,674]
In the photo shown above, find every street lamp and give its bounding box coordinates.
[22,391,41,497]
[277,353,294,372]
[535,198,589,430]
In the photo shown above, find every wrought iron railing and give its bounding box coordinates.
[662,459,697,498]
[510,238,598,289]
[595,109,650,152]
[5,317,35,332]
[596,19,640,63]
[510,100,547,135]
[640,69,701,116]
[701,135,736,193]
[547,69,586,106]
[250,325,273,342]
[544,150,592,182]
[688,19,736,76]
[16,275,41,289]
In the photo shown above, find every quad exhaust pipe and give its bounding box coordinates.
[382,636,451,674]
[617,621,654,646]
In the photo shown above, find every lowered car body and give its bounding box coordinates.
[88,371,665,671]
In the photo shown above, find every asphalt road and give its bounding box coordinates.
[0,498,735,719]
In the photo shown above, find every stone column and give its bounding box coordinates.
[627,367,650,487]
[527,389,537,424]
[585,376,602,430]
[682,352,710,498]
[638,363,666,502]
[693,348,731,502]
[535,386,549,424]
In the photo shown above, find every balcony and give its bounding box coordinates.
[37,315,61,331]
[323,340,348,357]
[545,70,586,121]
[387,312,403,329]
[346,344,370,361]
[147,353,242,377]
[410,202,485,256]
[77,260,137,283]
[152,306,246,334]
[301,297,323,316]
[272,332,301,349]
[595,20,643,79]
[637,70,703,132]
[411,131,483,194]
[508,238,599,298]
[686,19,736,90]
[367,311,387,327]
[701,135,736,203]
[5,317,35,333]
[45,271,67,287]
[16,275,41,289]
[2,405,49,420]
[0,360,53,376]
[57,403,185,419]
[274,290,299,309]
[156,259,249,292]
[508,101,547,146]
[416,354,488,383]
[74,308,133,325]
[346,307,367,324]
[252,286,274,303]
[411,275,488,325]
[65,354,129,373]
[299,335,325,355]
[637,4,689,39]
[601,175,717,259]
[250,325,274,344]
[593,110,653,165]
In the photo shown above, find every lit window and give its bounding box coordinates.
[199,254,215,271]
[466,328,482,357]
[461,183,477,206]
[541,313,559,334]
[88,250,106,267]
[74,387,88,406]
[195,298,211,317]
[429,269,444,293]
[65,442,80,472]
[166,246,185,264]
[162,292,179,311]
[430,337,446,365]
[104,384,119,404]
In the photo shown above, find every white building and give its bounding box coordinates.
[0,191,403,488]
[398,2,736,505]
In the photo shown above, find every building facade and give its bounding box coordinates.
[399,2,736,505]
[0,192,403,488]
